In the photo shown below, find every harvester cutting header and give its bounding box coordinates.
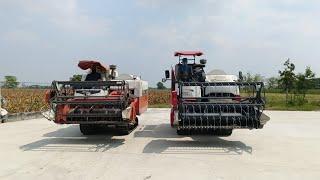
[163,51,270,136]
[45,60,148,135]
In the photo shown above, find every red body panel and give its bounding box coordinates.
[171,91,178,107]
[54,91,148,124]
[56,105,68,123]
[136,94,148,115]
[129,99,138,121]
[170,91,178,127]
[170,108,175,127]
[54,90,124,124]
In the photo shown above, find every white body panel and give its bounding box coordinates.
[0,108,8,117]
[122,107,132,119]
[74,89,109,97]
[205,74,240,96]
[180,86,202,98]
[116,74,148,97]
[124,80,148,97]
[205,86,240,96]
[206,75,238,82]
[76,73,148,98]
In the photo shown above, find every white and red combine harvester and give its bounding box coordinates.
[163,51,270,136]
[45,61,148,135]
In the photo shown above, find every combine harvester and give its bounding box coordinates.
[45,61,148,135]
[163,51,270,136]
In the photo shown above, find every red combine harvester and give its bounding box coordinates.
[163,51,270,136]
[44,61,148,135]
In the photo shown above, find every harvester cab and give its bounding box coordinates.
[45,60,148,135]
[164,51,270,136]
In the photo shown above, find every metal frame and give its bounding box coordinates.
[49,80,130,124]
[177,81,266,130]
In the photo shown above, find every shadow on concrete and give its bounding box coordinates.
[134,124,180,139]
[20,125,125,152]
[20,124,252,154]
[143,138,252,155]
[43,125,123,138]
[135,124,246,139]
[136,124,252,155]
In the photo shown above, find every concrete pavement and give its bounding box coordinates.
[0,109,319,180]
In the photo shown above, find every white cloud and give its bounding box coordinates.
[136,0,320,76]
[136,0,183,8]
[0,0,319,83]
[2,0,110,36]
[140,0,320,47]
[3,29,38,43]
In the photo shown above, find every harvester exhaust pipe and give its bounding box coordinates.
[109,65,117,80]
[238,71,243,82]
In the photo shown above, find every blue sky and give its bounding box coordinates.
[0,0,319,86]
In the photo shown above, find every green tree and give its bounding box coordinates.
[294,67,315,104]
[243,72,263,82]
[267,77,279,89]
[156,82,166,89]
[70,74,82,81]
[278,59,296,104]
[4,76,19,88]
[243,72,253,82]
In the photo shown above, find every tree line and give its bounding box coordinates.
[241,59,318,105]
[2,59,319,101]
[0,76,50,89]
[277,59,316,105]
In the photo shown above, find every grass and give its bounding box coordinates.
[265,93,320,111]
[150,93,320,111]
[265,88,320,94]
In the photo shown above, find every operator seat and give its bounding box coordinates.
[85,72,101,81]
[177,58,193,82]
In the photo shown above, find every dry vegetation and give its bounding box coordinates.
[1,89,48,113]
[2,89,171,113]
[148,89,170,105]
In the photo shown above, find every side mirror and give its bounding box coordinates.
[165,70,170,79]
[239,71,243,82]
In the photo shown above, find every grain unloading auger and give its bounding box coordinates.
[44,61,148,135]
[163,51,270,136]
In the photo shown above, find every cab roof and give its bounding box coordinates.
[78,60,108,72]
[174,51,203,57]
